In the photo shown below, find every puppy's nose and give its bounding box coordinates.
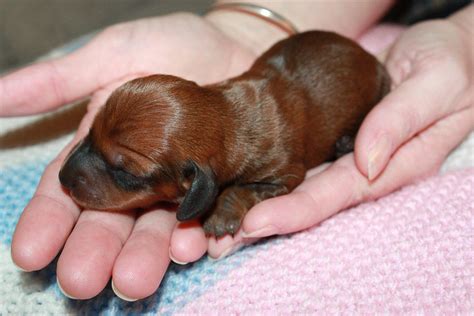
[58,166,72,190]
[59,142,92,191]
[59,166,87,191]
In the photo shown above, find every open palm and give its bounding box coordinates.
[6,13,255,300]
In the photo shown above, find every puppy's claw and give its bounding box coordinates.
[226,221,239,235]
[203,213,242,237]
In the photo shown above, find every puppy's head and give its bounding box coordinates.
[59,75,221,220]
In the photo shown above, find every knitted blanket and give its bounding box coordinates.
[0,98,472,314]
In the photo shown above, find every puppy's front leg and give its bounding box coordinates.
[202,184,286,237]
[203,169,305,237]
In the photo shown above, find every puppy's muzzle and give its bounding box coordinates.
[59,140,107,206]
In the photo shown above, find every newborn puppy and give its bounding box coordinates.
[59,31,390,237]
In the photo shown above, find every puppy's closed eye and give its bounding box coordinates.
[107,166,150,191]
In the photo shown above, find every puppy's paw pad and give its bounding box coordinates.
[203,213,242,237]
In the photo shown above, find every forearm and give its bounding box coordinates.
[206,0,394,55]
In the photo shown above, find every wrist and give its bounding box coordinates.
[208,0,394,41]
[205,8,288,56]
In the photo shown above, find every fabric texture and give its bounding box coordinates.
[182,169,474,314]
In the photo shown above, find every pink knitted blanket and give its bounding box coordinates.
[181,169,473,314]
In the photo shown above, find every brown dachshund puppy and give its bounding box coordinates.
[59,31,390,237]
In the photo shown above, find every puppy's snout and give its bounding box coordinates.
[58,140,103,198]
[58,166,74,190]
[59,156,90,192]
[58,165,87,191]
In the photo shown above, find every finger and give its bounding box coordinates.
[57,209,135,300]
[360,105,474,197]
[357,23,404,56]
[10,157,81,271]
[204,164,332,260]
[305,162,331,178]
[111,209,176,301]
[0,26,142,116]
[10,92,107,271]
[242,106,473,238]
[355,65,470,180]
[10,126,92,271]
[207,234,238,260]
[242,154,362,237]
[169,220,207,265]
[207,229,259,260]
[356,23,473,181]
[184,166,333,261]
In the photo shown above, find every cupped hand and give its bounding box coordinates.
[190,10,473,259]
[6,13,257,300]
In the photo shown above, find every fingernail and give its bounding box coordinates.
[242,225,278,239]
[367,134,391,180]
[208,243,243,261]
[169,247,189,265]
[111,280,138,302]
[57,277,79,300]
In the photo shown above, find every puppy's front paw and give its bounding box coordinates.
[203,211,243,237]
[202,182,292,237]
[203,186,249,237]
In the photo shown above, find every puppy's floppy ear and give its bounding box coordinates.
[176,161,218,221]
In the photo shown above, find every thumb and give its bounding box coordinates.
[355,62,469,180]
[355,19,473,180]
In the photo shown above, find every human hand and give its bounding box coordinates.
[196,7,473,259]
[6,12,259,300]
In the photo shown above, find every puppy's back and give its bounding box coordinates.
[252,31,390,167]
